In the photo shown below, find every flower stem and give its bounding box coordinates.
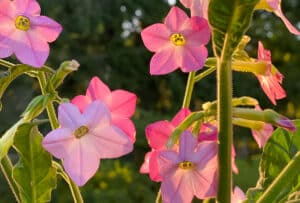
[194,67,216,82]
[0,155,20,203]
[216,57,233,202]
[182,71,195,108]
[53,161,84,203]
[37,72,59,129]
[257,151,300,203]
[155,189,162,203]
[0,59,15,68]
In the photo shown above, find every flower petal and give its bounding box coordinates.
[108,89,137,118]
[58,103,83,130]
[30,15,62,42]
[141,23,171,52]
[181,45,207,72]
[146,121,174,149]
[71,95,92,113]
[13,0,41,15]
[165,6,189,32]
[178,131,198,161]
[140,151,152,174]
[192,141,218,167]
[0,13,14,58]
[251,122,273,148]
[186,16,210,45]
[112,117,136,142]
[158,150,180,178]
[149,150,163,181]
[42,128,74,159]
[86,76,111,101]
[90,125,133,158]
[150,47,179,75]
[171,108,191,127]
[12,30,49,67]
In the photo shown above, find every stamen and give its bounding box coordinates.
[170,33,186,46]
[15,15,31,31]
[73,126,89,138]
[179,161,195,170]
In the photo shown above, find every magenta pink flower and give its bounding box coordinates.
[180,0,209,19]
[0,0,62,67]
[141,6,210,75]
[267,0,300,35]
[198,122,239,174]
[255,41,286,105]
[140,108,191,181]
[231,186,247,203]
[42,101,133,186]
[158,131,218,202]
[71,76,137,143]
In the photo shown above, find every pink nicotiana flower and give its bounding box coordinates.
[180,0,209,19]
[71,76,137,143]
[0,0,62,67]
[198,122,239,174]
[141,6,210,75]
[42,101,133,186]
[158,131,218,202]
[231,186,247,203]
[140,108,191,181]
[251,105,274,148]
[266,0,300,35]
[255,41,286,105]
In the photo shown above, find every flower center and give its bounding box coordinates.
[73,126,89,138]
[15,15,31,31]
[179,161,195,170]
[170,33,186,46]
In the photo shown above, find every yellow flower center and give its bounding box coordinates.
[170,33,186,46]
[15,15,31,31]
[179,161,195,170]
[73,126,89,138]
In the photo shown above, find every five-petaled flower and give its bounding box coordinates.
[71,76,137,143]
[157,131,218,203]
[0,0,62,67]
[42,101,133,186]
[255,41,286,105]
[141,6,210,75]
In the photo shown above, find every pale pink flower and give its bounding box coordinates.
[141,6,210,75]
[0,0,62,67]
[251,105,274,148]
[180,0,209,19]
[140,108,191,181]
[255,41,286,105]
[71,76,137,143]
[198,122,239,174]
[267,0,300,35]
[158,131,218,202]
[42,101,133,186]
[231,186,247,203]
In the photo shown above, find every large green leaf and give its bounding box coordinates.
[246,120,300,203]
[12,123,56,203]
[208,0,259,57]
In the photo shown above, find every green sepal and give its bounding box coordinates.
[12,122,57,203]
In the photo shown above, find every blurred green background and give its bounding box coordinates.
[1,0,300,202]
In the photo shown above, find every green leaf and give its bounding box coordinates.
[0,118,27,160]
[12,123,57,203]
[246,120,300,203]
[208,0,259,57]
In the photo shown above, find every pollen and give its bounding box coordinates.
[179,161,195,170]
[170,33,186,46]
[15,15,31,31]
[74,126,89,138]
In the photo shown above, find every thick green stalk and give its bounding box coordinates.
[0,155,20,202]
[37,72,59,129]
[257,151,300,203]
[182,71,196,108]
[216,56,233,202]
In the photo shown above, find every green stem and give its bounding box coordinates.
[53,161,84,203]
[0,155,21,203]
[194,67,216,82]
[182,71,196,108]
[216,56,233,202]
[257,151,300,203]
[0,59,15,68]
[37,72,59,129]
[155,189,162,203]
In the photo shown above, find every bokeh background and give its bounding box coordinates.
[1,0,300,202]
